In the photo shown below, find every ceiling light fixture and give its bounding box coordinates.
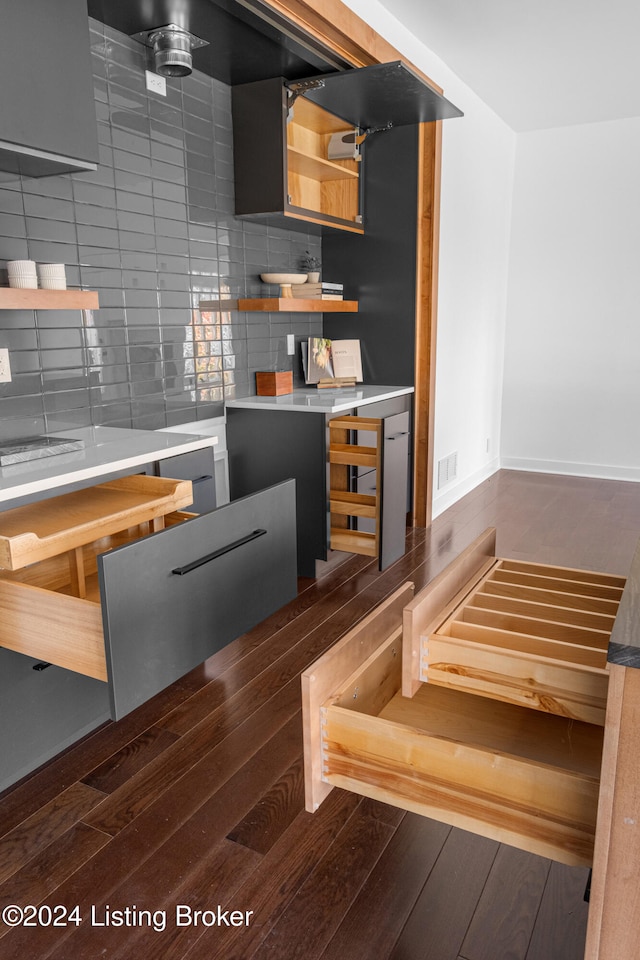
[132,24,209,78]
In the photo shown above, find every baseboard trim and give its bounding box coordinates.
[501,457,640,483]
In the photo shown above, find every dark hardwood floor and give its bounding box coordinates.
[2,468,640,960]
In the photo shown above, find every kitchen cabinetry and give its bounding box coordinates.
[329,411,409,570]
[0,475,297,723]
[0,0,99,178]
[302,528,625,868]
[227,391,411,576]
[232,62,461,234]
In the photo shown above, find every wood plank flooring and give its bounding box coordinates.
[1,468,640,960]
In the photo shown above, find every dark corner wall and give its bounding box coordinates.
[0,19,322,440]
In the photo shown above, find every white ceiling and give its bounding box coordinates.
[375,0,640,132]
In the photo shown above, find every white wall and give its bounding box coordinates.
[502,118,640,480]
[339,0,516,516]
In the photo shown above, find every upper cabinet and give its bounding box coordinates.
[232,61,462,234]
[0,0,99,178]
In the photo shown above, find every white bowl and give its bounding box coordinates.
[260,273,307,285]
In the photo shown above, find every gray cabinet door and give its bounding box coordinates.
[380,412,410,570]
[0,0,98,176]
[98,480,297,719]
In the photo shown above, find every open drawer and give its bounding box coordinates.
[302,530,625,867]
[0,477,297,719]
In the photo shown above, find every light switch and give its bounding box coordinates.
[0,348,11,383]
[286,334,295,355]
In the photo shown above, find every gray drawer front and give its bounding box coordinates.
[98,480,297,720]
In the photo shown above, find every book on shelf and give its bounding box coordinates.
[293,293,343,300]
[304,337,363,384]
[292,282,344,298]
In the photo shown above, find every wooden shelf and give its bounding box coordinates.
[0,288,99,310]
[200,298,358,313]
[330,528,377,557]
[329,490,377,518]
[329,443,377,469]
[288,146,359,183]
[329,415,383,560]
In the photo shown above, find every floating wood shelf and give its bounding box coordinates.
[200,298,358,313]
[0,288,99,310]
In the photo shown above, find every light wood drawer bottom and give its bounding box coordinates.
[322,632,602,867]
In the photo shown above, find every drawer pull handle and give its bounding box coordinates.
[192,475,213,484]
[388,431,409,440]
[171,528,267,575]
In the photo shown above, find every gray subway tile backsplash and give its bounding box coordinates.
[0,17,322,437]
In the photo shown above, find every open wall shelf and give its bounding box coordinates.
[0,289,99,310]
[200,298,358,313]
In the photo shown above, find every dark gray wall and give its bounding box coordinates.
[323,124,419,386]
[0,19,322,441]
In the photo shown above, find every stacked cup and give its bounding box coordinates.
[37,263,67,290]
[7,260,38,289]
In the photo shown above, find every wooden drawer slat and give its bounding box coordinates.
[491,568,624,601]
[455,604,611,648]
[472,591,616,631]
[498,558,627,589]
[446,620,609,664]
[480,578,621,615]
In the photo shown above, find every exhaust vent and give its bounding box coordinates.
[437,451,458,489]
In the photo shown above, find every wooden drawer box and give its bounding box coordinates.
[302,529,625,868]
[0,477,297,720]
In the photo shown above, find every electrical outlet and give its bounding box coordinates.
[0,348,11,383]
[145,70,167,96]
[286,334,295,355]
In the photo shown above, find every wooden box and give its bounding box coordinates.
[256,371,293,395]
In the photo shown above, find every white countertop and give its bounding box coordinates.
[225,384,414,414]
[0,425,217,505]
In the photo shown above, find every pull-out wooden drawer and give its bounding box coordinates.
[0,478,297,719]
[403,536,625,725]
[302,530,625,868]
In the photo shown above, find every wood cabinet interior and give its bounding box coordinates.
[329,415,382,558]
[287,95,361,229]
[302,528,626,869]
